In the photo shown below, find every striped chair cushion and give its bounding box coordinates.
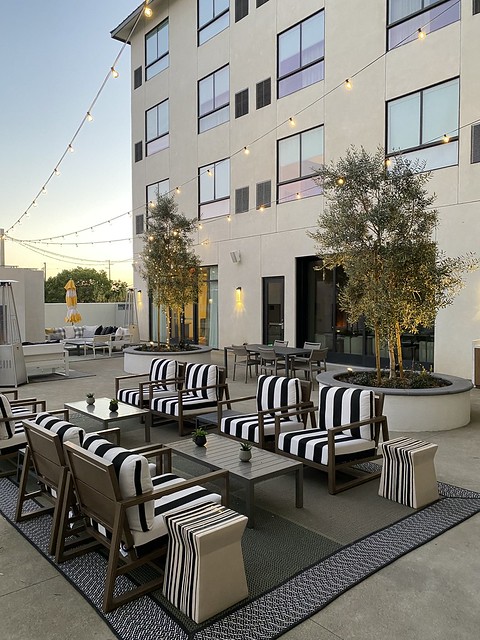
[256,375,301,417]
[82,434,154,532]
[151,395,217,415]
[117,386,175,407]
[278,428,376,465]
[149,358,179,391]
[33,412,85,446]
[221,413,303,443]
[0,394,15,439]
[185,363,219,400]
[318,384,375,440]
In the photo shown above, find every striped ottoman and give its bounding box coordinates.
[379,437,439,508]
[163,503,248,623]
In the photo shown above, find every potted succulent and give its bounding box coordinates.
[109,398,119,413]
[239,441,252,462]
[86,393,95,405]
[191,426,207,447]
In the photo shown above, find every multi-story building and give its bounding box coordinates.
[112,0,480,379]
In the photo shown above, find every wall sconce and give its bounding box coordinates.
[235,286,242,303]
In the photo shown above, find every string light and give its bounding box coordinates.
[68,144,74,153]
[295,192,301,199]
[289,117,296,127]
[385,158,392,167]
[111,67,119,78]
[226,214,231,222]
[207,168,213,176]
[41,186,47,194]
[54,167,60,176]
[243,146,250,155]
[32,200,37,207]
[442,133,450,143]
[417,28,426,40]
[144,6,153,18]
[86,111,93,122]
[345,78,352,90]
[336,177,345,186]
[175,186,181,194]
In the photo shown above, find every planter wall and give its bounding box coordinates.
[317,371,473,432]
[123,345,213,374]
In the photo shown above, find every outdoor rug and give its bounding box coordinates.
[27,369,95,383]
[1,476,480,640]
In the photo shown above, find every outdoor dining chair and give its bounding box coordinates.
[62,435,229,612]
[291,347,328,384]
[257,347,287,376]
[274,383,389,494]
[230,344,260,382]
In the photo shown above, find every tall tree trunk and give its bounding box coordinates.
[374,324,381,385]
[395,322,404,378]
[165,306,171,347]
[388,332,396,379]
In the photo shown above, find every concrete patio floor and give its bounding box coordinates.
[1,350,479,639]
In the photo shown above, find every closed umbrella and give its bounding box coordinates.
[64,279,82,324]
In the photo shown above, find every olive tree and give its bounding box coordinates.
[309,146,477,382]
[138,194,202,347]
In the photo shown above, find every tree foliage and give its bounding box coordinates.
[138,193,202,346]
[309,146,477,381]
[45,267,128,303]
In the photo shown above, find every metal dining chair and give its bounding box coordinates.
[231,345,260,382]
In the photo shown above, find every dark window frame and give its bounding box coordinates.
[135,214,145,236]
[387,0,460,50]
[198,0,230,45]
[198,157,231,219]
[256,78,272,109]
[471,124,480,163]
[134,141,143,163]
[235,186,249,213]
[134,66,143,90]
[256,180,272,209]
[474,0,480,14]
[145,99,169,156]
[145,19,169,80]
[198,64,230,133]
[235,0,249,22]
[277,124,324,203]
[256,0,269,6]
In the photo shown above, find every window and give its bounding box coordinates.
[256,78,271,109]
[146,100,169,156]
[135,214,144,235]
[134,66,143,89]
[387,78,459,170]
[256,181,271,209]
[199,158,230,219]
[145,19,169,79]
[235,186,249,213]
[474,0,480,14]
[198,0,229,45]
[257,0,269,6]
[199,66,229,132]
[278,11,324,98]
[235,88,249,118]
[472,124,480,164]
[235,0,248,22]
[387,1,460,50]
[147,179,170,210]
[134,141,143,163]
[277,125,324,203]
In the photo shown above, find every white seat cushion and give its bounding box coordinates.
[221,413,303,443]
[278,428,376,465]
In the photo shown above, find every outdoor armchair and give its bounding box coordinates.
[275,383,389,494]
[218,375,313,449]
[62,434,230,612]
[115,358,184,409]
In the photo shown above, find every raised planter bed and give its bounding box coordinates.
[317,370,473,432]
[123,345,213,374]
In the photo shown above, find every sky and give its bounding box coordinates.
[0,1,141,285]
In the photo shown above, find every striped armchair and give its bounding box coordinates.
[275,383,389,494]
[115,358,183,409]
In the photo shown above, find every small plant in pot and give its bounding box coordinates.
[109,398,119,413]
[86,393,95,405]
[239,441,252,462]
[191,426,207,447]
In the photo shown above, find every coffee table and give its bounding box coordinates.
[167,433,303,527]
[64,397,152,441]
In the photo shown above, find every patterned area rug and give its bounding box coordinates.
[1,477,479,640]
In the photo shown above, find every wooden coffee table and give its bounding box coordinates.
[64,397,152,441]
[168,433,303,527]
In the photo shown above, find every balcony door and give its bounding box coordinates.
[263,276,284,345]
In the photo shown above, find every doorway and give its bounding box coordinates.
[263,277,284,345]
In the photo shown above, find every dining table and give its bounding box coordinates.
[223,343,310,378]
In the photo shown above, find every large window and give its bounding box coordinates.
[147,179,170,210]
[145,19,169,80]
[146,100,169,156]
[199,158,230,219]
[277,126,324,203]
[387,78,459,170]
[278,11,324,98]
[198,0,229,45]
[198,66,229,133]
[387,0,460,50]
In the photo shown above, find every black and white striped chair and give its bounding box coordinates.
[150,363,230,436]
[218,375,313,449]
[275,383,389,494]
[62,434,229,612]
[114,358,183,409]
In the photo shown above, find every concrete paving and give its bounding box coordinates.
[1,351,479,639]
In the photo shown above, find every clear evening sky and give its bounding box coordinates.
[1,1,140,284]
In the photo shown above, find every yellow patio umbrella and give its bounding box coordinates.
[64,279,82,324]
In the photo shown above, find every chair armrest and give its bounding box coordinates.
[129,444,172,474]
[114,372,149,395]
[11,399,47,413]
[217,395,255,409]
[1,389,19,400]
[92,427,121,445]
[273,404,317,440]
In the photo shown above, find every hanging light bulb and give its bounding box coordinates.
[68,144,74,153]
[226,214,231,222]
[32,200,37,207]
[442,133,450,143]
[144,5,153,17]
[54,167,60,176]
[86,111,93,122]
[385,158,392,167]
[111,67,119,78]
[336,177,345,186]
[207,168,213,176]
[289,117,296,127]
[41,186,47,195]
[198,222,203,230]
[345,78,352,90]
[417,28,426,40]
[295,192,301,199]
[243,146,250,155]
[175,186,181,194]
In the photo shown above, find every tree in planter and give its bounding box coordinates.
[309,146,477,383]
[138,193,202,347]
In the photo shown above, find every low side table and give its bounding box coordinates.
[163,502,248,623]
[379,437,439,508]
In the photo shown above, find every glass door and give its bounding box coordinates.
[263,276,285,345]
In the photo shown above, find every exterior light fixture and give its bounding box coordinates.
[417,28,426,40]
[111,67,119,78]
[345,78,352,89]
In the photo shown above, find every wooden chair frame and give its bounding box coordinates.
[274,394,389,494]
[62,441,230,612]
[114,362,186,410]
[217,379,313,449]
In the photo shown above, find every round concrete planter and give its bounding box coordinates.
[123,345,213,374]
[317,370,473,432]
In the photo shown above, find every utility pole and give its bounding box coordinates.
[0,228,5,267]
[108,260,111,280]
